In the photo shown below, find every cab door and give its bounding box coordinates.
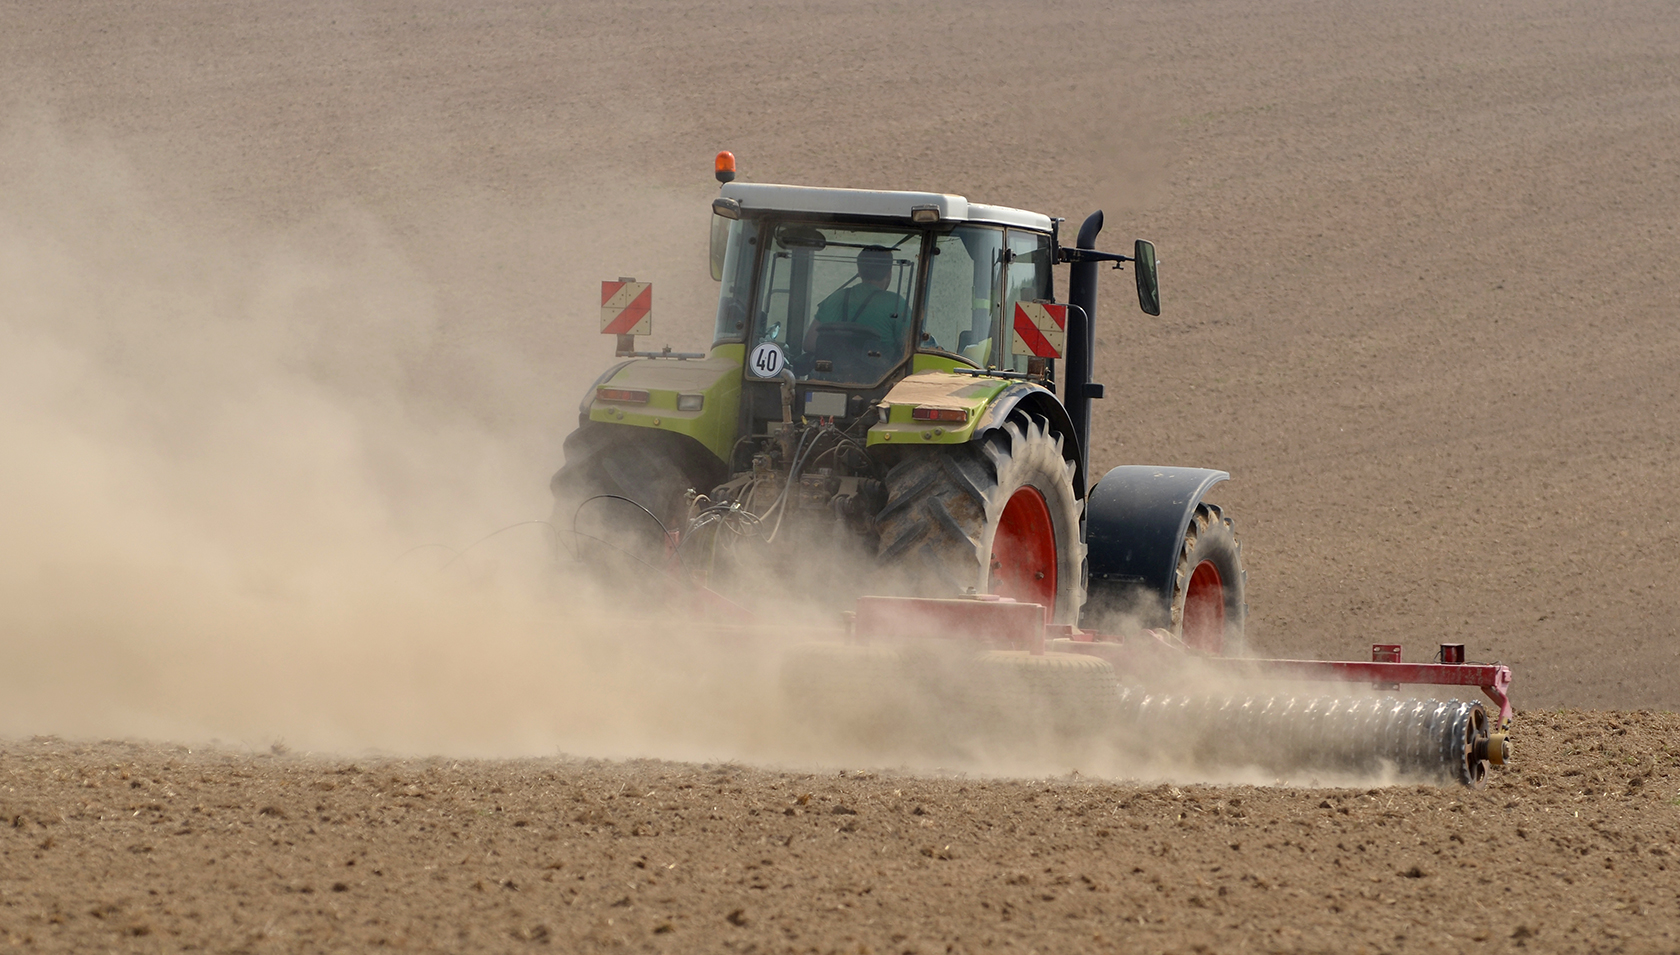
[994,229,1055,376]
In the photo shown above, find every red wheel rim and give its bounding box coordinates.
[990,486,1057,616]
[1182,559,1225,654]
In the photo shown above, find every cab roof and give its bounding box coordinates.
[720,182,1054,232]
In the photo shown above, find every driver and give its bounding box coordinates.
[802,245,909,352]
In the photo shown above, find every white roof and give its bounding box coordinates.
[721,182,1053,232]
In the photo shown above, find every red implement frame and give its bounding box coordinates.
[849,596,1515,729]
[853,595,1046,653]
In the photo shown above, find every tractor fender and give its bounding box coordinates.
[551,422,727,503]
[971,383,1086,496]
[1083,466,1229,626]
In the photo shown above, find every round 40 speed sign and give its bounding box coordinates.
[749,341,786,378]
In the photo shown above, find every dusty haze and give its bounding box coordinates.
[6,0,1674,721]
[0,113,679,754]
[0,0,1677,764]
[2,1,1679,950]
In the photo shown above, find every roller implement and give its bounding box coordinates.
[551,152,1515,786]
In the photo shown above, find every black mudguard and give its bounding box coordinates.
[1082,465,1229,629]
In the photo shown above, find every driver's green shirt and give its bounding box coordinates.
[813,282,910,345]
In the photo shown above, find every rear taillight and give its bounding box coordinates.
[597,387,650,404]
[911,406,968,423]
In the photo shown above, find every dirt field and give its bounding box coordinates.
[4,714,1680,954]
[3,0,1679,951]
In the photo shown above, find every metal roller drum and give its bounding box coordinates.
[1114,690,1493,787]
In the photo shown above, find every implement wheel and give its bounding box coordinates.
[876,415,1085,624]
[1172,502,1246,654]
[967,650,1119,737]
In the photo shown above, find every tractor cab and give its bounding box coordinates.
[710,183,1057,460]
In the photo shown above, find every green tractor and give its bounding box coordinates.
[552,153,1245,651]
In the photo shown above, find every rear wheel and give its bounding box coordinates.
[549,426,717,571]
[1172,502,1246,654]
[875,415,1084,624]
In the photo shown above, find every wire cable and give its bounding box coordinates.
[569,493,685,571]
[383,542,462,576]
[765,425,832,544]
[437,520,559,570]
[755,427,814,533]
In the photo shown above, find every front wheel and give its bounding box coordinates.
[875,415,1085,624]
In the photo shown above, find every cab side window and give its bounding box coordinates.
[998,230,1054,374]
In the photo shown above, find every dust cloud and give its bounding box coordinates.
[0,114,1457,788]
[0,112,776,760]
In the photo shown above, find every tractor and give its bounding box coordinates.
[549,153,1512,786]
[553,152,1240,650]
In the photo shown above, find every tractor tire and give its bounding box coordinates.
[875,415,1085,624]
[1171,502,1247,655]
[548,425,717,571]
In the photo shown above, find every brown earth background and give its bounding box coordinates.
[2,0,1679,951]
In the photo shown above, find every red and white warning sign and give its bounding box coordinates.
[600,280,653,336]
[1011,301,1067,358]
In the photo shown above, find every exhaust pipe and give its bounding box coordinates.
[1064,210,1104,492]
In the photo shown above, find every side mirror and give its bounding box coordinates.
[1133,239,1160,316]
[709,213,730,281]
[709,197,741,282]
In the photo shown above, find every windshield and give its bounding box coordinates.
[747,222,922,385]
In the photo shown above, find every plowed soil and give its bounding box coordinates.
[5,714,1680,954]
[3,0,1679,951]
